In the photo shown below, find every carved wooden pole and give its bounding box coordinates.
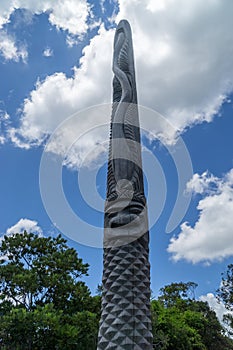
[97,20,153,349]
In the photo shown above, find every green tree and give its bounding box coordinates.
[0,305,99,350]
[0,231,100,349]
[158,281,197,308]
[217,264,233,335]
[152,282,233,350]
[152,299,206,350]
[217,264,233,310]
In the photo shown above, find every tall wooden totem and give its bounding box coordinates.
[97,20,153,349]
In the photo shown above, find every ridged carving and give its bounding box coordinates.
[97,20,153,349]
[107,20,143,200]
[98,233,153,349]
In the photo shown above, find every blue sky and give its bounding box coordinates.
[0,0,233,322]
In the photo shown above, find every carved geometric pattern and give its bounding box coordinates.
[97,233,153,349]
[97,19,153,349]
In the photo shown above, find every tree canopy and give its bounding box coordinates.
[217,264,233,336]
[152,281,233,350]
[1,231,233,349]
[0,231,100,349]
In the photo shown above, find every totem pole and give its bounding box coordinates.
[97,20,153,349]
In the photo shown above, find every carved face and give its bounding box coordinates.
[105,194,146,228]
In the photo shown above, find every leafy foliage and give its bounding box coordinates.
[0,231,100,349]
[217,264,233,311]
[217,264,233,335]
[0,305,99,350]
[1,232,233,349]
[152,282,233,350]
[158,281,197,308]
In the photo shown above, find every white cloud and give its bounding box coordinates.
[5,218,42,236]
[0,111,9,121]
[0,0,92,62]
[0,136,5,144]
[9,24,114,165]
[186,171,221,195]
[0,1,15,28]
[200,292,233,326]
[116,0,233,132]
[0,110,9,144]
[66,35,80,48]
[168,169,233,263]
[0,0,91,37]
[7,0,233,157]
[0,31,28,62]
[40,0,90,37]
[43,47,53,57]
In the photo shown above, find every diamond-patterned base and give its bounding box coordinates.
[97,232,153,349]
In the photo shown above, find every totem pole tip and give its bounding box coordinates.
[116,19,131,30]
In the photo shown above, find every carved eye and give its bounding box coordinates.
[107,202,145,228]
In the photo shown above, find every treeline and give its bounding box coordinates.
[0,232,233,349]
[152,282,233,349]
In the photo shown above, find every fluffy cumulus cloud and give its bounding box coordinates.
[0,1,15,28]
[0,0,91,62]
[0,31,27,62]
[0,0,91,36]
[168,169,233,263]
[5,218,42,236]
[186,171,220,195]
[9,24,114,167]
[116,0,233,131]
[8,0,233,161]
